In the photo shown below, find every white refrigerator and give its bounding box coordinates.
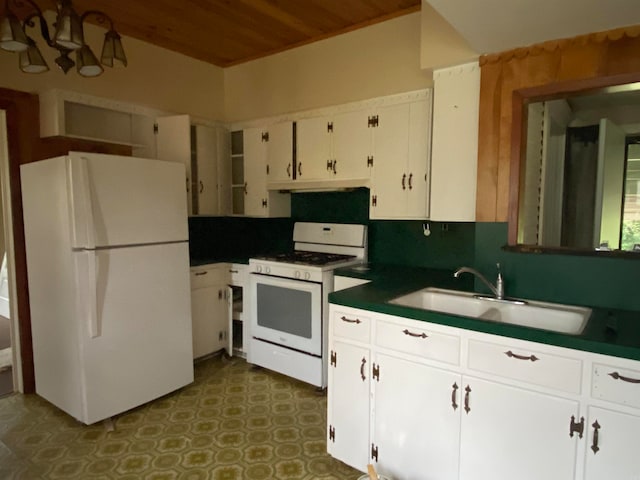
[21,152,194,425]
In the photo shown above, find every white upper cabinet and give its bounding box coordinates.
[293,110,372,188]
[370,97,431,219]
[242,127,291,217]
[156,115,230,216]
[265,121,295,184]
[430,61,480,222]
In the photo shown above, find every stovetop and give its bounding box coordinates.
[253,250,357,267]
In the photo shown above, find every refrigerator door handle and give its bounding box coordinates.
[86,250,101,338]
[68,156,96,249]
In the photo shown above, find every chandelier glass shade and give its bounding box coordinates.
[0,0,127,77]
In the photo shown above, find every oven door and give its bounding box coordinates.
[250,273,322,356]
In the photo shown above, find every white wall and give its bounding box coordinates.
[224,13,432,122]
[0,15,225,121]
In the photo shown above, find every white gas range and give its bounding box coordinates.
[247,222,368,388]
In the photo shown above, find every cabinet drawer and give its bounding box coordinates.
[468,339,582,394]
[592,363,640,409]
[229,264,246,285]
[332,310,371,343]
[375,320,460,365]
[190,265,227,289]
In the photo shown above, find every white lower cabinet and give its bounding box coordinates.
[373,353,460,480]
[584,406,640,479]
[328,304,640,480]
[190,264,230,359]
[327,339,371,470]
[458,376,579,480]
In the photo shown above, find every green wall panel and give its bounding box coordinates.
[475,223,640,311]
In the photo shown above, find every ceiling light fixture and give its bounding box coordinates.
[0,0,127,77]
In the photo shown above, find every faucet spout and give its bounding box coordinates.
[454,264,504,300]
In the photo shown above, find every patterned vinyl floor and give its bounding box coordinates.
[0,355,361,480]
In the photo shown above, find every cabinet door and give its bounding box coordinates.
[430,62,479,222]
[459,376,580,480]
[584,406,640,480]
[370,103,409,219]
[195,124,219,215]
[332,110,371,180]
[296,116,332,181]
[327,339,371,472]
[243,127,268,217]
[156,115,192,213]
[266,121,294,184]
[216,127,231,216]
[405,99,430,218]
[372,353,461,480]
[191,286,219,358]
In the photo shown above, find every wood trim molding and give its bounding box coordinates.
[476,25,640,224]
[0,88,134,394]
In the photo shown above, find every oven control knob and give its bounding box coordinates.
[256,265,262,273]
[265,266,271,274]
[304,272,311,280]
[295,271,301,279]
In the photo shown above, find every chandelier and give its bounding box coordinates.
[0,0,127,77]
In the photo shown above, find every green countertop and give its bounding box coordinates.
[330,264,640,362]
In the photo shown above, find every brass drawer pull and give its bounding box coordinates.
[194,271,207,276]
[591,420,601,454]
[608,371,640,384]
[340,316,361,324]
[402,328,428,339]
[505,350,539,362]
[360,357,367,382]
[451,382,459,411]
[464,385,471,414]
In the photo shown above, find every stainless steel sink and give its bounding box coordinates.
[389,287,591,335]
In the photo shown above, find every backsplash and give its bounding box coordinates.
[475,223,640,312]
[190,190,639,312]
[188,216,294,262]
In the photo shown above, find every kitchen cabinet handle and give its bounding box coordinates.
[505,350,539,362]
[244,182,247,195]
[332,160,337,174]
[229,269,239,274]
[591,420,601,454]
[287,163,291,177]
[360,357,366,382]
[199,180,204,193]
[401,173,406,190]
[194,271,208,276]
[340,315,361,324]
[464,385,471,414]
[298,162,302,177]
[408,173,413,190]
[402,328,428,339]
[608,371,640,384]
[451,382,459,411]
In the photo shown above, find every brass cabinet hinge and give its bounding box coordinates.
[371,195,377,207]
[570,415,585,439]
[261,131,269,142]
[368,115,379,128]
[329,425,335,442]
[367,156,374,167]
[327,122,333,132]
[371,443,378,461]
[372,363,380,381]
[330,350,337,367]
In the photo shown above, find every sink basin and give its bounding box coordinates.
[389,288,591,335]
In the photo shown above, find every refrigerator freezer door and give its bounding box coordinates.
[68,153,189,249]
[77,241,193,424]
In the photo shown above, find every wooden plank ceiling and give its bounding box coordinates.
[20,0,421,67]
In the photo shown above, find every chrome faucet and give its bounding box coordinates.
[454,263,504,300]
